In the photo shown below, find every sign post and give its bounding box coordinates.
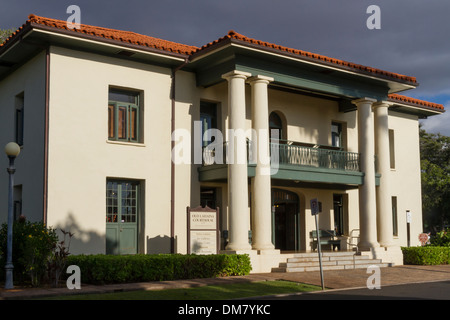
[406,210,411,248]
[311,198,324,290]
[187,206,219,255]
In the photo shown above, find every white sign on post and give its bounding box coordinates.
[187,206,219,255]
[406,210,412,224]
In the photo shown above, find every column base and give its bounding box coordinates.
[223,241,252,252]
[358,240,380,252]
[252,243,277,252]
[378,240,395,248]
[221,249,254,255]
[255,248,280,255]
[220,248,283,273]
[368,246,404,266]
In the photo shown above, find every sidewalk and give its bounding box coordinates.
[1,265,449,300]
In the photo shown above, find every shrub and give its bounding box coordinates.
[430,228,450,247]
[0,217,58,285]
[47,229,74,287]
[65,253,252,285]
[402,246,450,265]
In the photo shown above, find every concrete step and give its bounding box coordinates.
[289,251,357,258]
[272,252,393,273]
[280,258,382,269]
[286,254,371,263]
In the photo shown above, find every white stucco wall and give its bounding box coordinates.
[388,111,423,247]
[46,46,175,254]
[0,51,47,224]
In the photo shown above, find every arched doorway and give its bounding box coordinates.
[269,111,284,141]
[272,189,300,251]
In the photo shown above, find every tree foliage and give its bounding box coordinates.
[0,28,16,43]
[420,126,450,232]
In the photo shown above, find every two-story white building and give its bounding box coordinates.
[0,15,444,272]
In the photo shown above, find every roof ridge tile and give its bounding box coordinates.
[388,93,444,111]
[204,29,417,84]
[25,14,198,55]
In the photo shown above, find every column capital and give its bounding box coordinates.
[373,100,394,109]
[222,70,252,81]
[352,97,377,106]
[247,75,274,85]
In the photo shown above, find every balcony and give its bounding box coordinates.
[198,140,374,189]
[273,140,360,172]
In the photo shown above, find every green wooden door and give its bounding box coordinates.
[106,180,139,254]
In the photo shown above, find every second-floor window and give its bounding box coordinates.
[269,112,283,141]
[331,122,342,148]
[200,101,218,147]
[389,129,395,169]
[15,93,24,146]
[108,88,141,142]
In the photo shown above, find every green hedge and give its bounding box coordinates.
[65,254,251,285]
[402,247,450,265]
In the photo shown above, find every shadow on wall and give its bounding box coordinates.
[52,213,179,255]
[54,212,105,255]
[146,235,177,254]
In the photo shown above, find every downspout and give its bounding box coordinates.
[43,46,50,225]
[170,58,189,253]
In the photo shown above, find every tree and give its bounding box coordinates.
[420,126,450,233]
[0,28,16,43]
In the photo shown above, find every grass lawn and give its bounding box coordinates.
[42,280,321,300]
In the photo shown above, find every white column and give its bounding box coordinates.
[352,98,380,251]
[222,70,252,251]
[374,101,394,247]
[248,75,276,252]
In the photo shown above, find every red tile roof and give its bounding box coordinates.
[388,94,445,111]
[194,30,417,84]
[0,15,444,113]
[1,16,417,85]
[0,14,199,55]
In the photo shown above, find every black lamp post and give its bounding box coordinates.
[4,142,20,289]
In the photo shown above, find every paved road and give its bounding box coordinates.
[256,280,450,300]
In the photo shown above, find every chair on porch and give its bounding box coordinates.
[310,229,341,251]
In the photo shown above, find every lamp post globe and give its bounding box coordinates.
[5,142,20,157]
[4,141,20,289]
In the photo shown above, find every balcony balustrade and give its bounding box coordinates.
[202,139,360,172]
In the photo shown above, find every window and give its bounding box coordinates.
[331,122,347,149]
[389,129,395,169]
[392,196,398,236]
[14,185,22,221]
[331,122,342,148]
[106,180,139,223]
[200,101,218,147]
[333,194,347,236]
[200,187,217,209]
[108,89,140,142]
[15,93,24,146]
[269,112,283,141]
